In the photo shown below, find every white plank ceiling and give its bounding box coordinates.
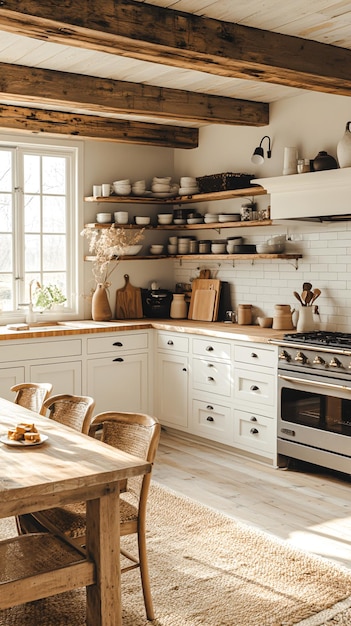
[0,0,351,126]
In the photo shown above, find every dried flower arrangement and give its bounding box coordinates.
[81,225,145,286]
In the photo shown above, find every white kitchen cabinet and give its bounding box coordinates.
[0,337,83,398]
[85,331,150,414]
[155,331,189,430]
[190,336,234,444]
[0,366,26,400]
[233,341,277,459]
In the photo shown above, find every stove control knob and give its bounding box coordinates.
[295,351,308,364]
[279,350,291,362]
[329,357,343,368]
[313,355,326,365]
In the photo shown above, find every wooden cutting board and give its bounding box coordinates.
[188,279,221,321]
[115,274,143,319]
[191,289,217,321]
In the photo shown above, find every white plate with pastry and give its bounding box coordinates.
[0,433,48,447]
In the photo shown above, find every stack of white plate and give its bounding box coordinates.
[113,179,131,195]
[151,176,173,197]
[204,213,218,224]
[178,176,199,196]
[132,180,146,195]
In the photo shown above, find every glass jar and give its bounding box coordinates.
[198,240,211,254]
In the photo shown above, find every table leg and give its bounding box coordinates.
[86,487,121,626]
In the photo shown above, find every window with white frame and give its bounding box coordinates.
[0,141,81,317]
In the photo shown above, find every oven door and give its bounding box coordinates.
[278,369,351,458]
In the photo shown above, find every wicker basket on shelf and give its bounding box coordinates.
[196,172,256,194]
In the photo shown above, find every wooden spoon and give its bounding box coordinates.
[304,291,314,305]
[303,282,312,291]
[310,288,321,304]
[301,290,308,304]
[293,291,303,305]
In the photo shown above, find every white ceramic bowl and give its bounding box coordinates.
[187,217,203,224]
[257,316,273,328]
[153,176,172,184]
[180,176,197,186]
[135,216,151,225]
[218,214,241,222]
[158,214,173,224]
[211,242,226,254]
[150,244,164,254]
[204,214,218,223]
[167,244,178,254]
[110,245,142,256]
[114,211,129,224]
[113,179,130,185]
[96,213,112,223]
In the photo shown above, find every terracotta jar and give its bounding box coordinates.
[237,304,252,325]
[91,283,112,321]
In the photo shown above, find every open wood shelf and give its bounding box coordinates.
[84,186,266,205]
[84,219,273,230]
[85,253,302,262]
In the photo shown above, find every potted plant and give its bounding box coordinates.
[33,284,67,311]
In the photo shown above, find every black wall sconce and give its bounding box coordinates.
[251,136,272,164]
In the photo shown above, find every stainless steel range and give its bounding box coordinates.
[271,331,351,474]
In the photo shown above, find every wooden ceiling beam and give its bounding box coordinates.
[0,63,269,127]
[0,1,350,95]
[0,104,198,148]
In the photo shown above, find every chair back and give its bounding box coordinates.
[89,412,160,503]
[11,382,53,415]
[42,394,95,434]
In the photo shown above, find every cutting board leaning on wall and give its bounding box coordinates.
[115,274,143,319]
[188,278,221,321]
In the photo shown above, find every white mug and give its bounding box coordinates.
[102,183,111,197]
[114,211,129,224]
[93,185,102,197]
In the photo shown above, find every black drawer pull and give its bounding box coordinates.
[206,416,214,422]
[182,368,187,372]
[250,416,257,422]
[206,346,214,352]
[113,341,123,347]
[251,352,258,358]
[167,340,174,345]
[207,363,214,367]
[207,376,215,382]
[250,427,259,435]
[113,357,124,362]
[250,385,259,391]
[206,405,214,410]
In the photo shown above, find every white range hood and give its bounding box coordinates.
[255,167,351,220]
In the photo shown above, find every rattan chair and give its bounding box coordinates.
[17,411,161,621]
[10,382,53,415]
[41,393,95,434]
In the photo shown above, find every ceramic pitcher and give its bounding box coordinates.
[296,305,316,332]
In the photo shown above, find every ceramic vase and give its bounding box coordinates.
[170,294,188,319]
[312,150,338,171]
[92,283,112,321]
[337,122,351,168]
[296,305,315,332]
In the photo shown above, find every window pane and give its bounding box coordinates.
[24,195,41,232]
[0,194,12,231]
[43,196,66,232]
[23,154,40,193]
[43,235,66,271]
[0,275,13,311]
[24,234,40,271]
[0,234,12,271]
[43,156,66,194]
[0,150,12,191]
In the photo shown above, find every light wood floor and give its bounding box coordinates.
[153,429,351,570]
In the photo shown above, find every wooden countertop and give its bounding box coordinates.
[0,319,290,343]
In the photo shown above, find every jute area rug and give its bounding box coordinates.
[1,482,351,626]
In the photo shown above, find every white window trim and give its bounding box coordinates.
[0,131,84,324]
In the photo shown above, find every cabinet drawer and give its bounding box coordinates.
[234,367,275,408]
[157,332,189,353]
[87,332,148,354]
[0,339,82,363]
[192,358,231,396]
[191,399,232,443]
[192,337,231,360]
[233,408,275,455]
[235,344,276,369]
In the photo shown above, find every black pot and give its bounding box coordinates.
[312,151,338,171]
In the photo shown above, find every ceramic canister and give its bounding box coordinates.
[170,293,188,319]
[337,121,351,168]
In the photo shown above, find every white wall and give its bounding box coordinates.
[172,91,351,332]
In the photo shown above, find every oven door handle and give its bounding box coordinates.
[278,374,351,392]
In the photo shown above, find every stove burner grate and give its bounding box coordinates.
[283,331,351,348]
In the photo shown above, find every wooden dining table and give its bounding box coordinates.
[0,397,151,625]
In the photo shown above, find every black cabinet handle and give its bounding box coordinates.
[207,376,215,382]
[250,416,257,422]
[182,368,187,372]
[167,340,174,345]
[250,385,259,391]
[113,357,124,362]
[206,405,214,410]
[250,427,259,435]
[251,352,258,358]
[206,416,214,422]
[206,346,214,352]
[113,341,123,347]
